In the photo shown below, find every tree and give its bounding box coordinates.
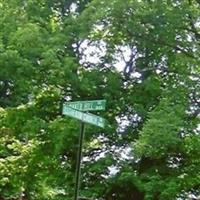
[0,0,199,199]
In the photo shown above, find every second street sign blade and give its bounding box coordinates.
[64,100,106,111]
[62,106,105,128]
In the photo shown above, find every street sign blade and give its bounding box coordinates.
[64,100,106,111]
[62,106,105,128]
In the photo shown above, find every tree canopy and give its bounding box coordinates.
[0,0,199,199]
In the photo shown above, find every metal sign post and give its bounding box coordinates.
[74,122,85,200]
[62,100,106,200]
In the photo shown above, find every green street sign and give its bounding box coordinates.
[62,100,106,200]
[64,100,106,111]
[62,106,105,128]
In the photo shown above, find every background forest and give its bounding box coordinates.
[0,0,200,199]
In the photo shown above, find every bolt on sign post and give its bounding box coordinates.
[62,100,106,200]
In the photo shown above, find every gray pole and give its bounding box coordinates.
[74,122,85,200]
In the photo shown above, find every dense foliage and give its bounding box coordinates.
[0,0,199,199]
